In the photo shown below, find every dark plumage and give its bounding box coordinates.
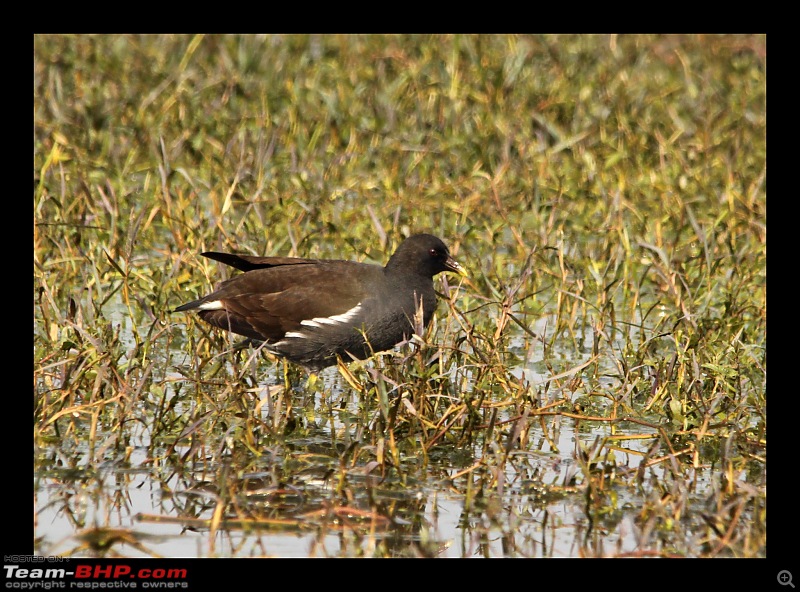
[174,234,467,371]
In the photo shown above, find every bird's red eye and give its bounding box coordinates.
[429,248,439,257]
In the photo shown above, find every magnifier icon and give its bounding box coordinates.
[779,571,795,588]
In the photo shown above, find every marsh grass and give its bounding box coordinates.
[34,34,765,558]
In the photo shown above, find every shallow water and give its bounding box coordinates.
[34,381,702,559]
[34,292,763,559]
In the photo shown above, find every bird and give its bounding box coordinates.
[174,234,467,372]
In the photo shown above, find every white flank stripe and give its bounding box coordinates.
[272,331,310,348]
[300,302,362,328]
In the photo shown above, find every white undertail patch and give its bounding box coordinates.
[196,300,224,311]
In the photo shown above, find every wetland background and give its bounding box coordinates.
[33,34,766,561]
